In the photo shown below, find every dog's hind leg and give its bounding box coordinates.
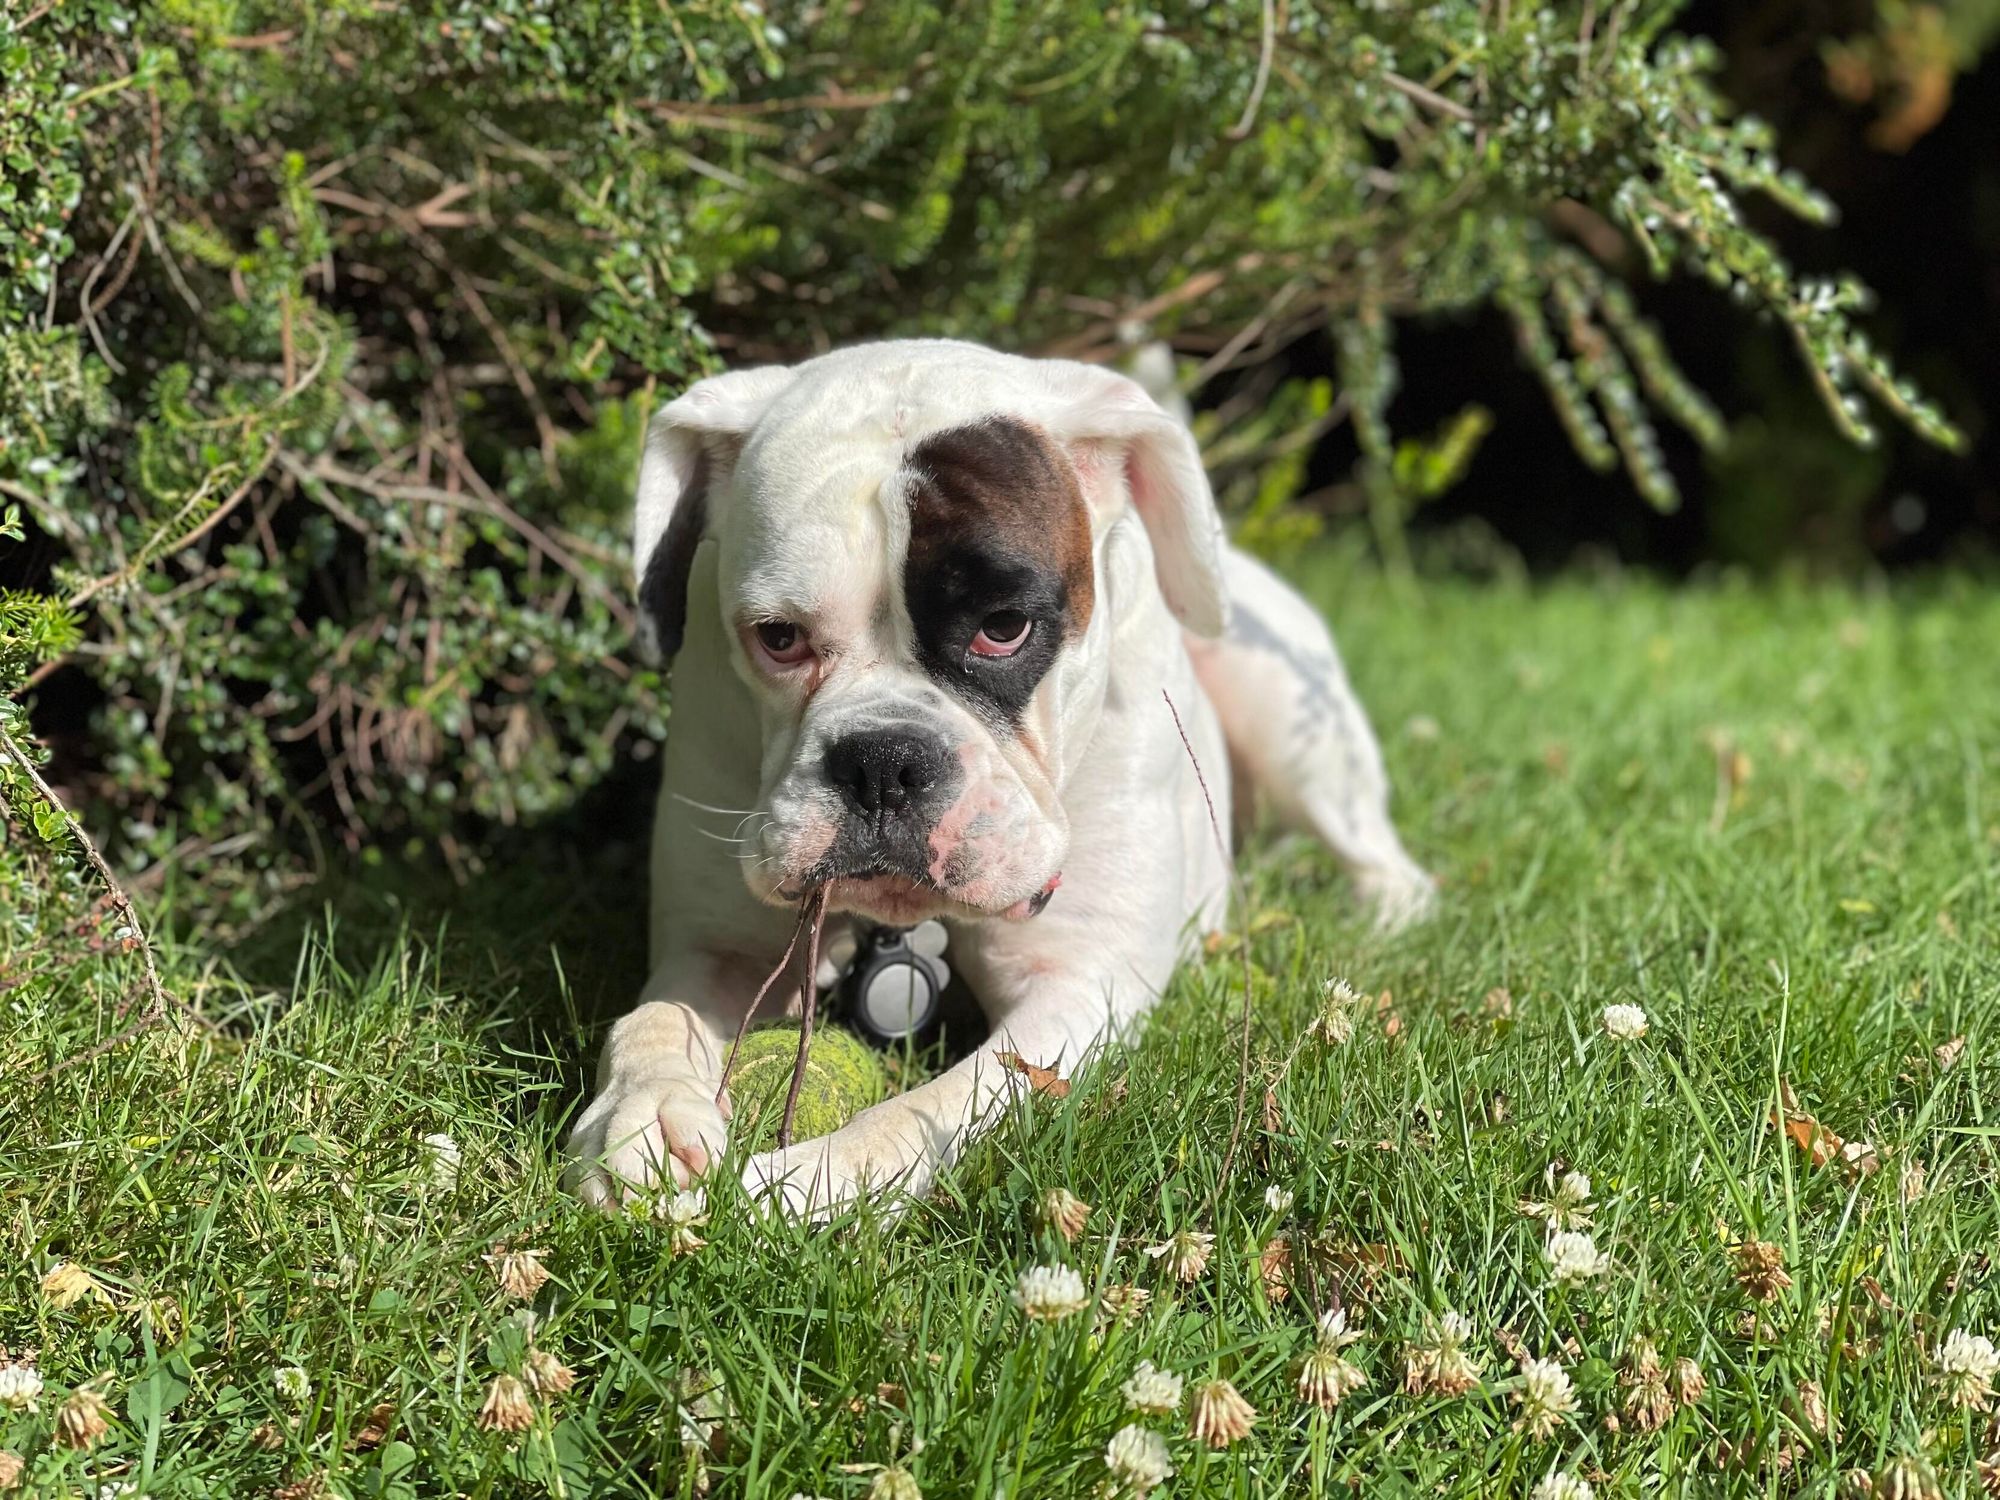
[1187,547,1434,929]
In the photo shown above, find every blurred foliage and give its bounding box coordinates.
[1825,0,2000,148]
[0,0,1974,925]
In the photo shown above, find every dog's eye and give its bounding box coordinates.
[752,620,813,667]
[969,610,1031,659]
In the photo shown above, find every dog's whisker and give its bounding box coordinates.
[693,826,752,846]
[670,792,765,818]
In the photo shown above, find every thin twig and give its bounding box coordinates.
[715,891,819,1104]
[1163,691,1255,1218]
[63,446,277,613]
[1382,70,1476,122]
[778,889,830,1149]
[638,88,899,121]
[1,724,202,1080]
[1226,0,1278,140]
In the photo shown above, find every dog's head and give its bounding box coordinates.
[633,340,1226,925]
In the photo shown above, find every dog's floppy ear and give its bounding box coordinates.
[633,366,796,659]
[1034,360,1228,637]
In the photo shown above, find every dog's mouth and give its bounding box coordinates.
[778,868,1060,923]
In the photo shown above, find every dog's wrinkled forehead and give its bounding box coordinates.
[722,370,1096,721]
[635,340,1228,680]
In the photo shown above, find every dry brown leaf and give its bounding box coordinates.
[1375,990,1403,1041]
[1839,1139,1880,1178]
[1771,1080,1843,1168]
[1899,1158,1927,1205]
[994,1052,1070,1098]
[350,1402,396,1451]
[1260,1237,1292,1303]
[1262,1085,1284,1137]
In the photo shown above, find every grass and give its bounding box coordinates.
[6,552,2000,1498]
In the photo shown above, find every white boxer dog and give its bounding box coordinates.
[565,339,1431,1215]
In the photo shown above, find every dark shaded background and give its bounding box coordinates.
[1291,2,1998,575]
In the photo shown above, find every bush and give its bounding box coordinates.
[0,1,1965,925]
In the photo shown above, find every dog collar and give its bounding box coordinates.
[815,920,950,1047]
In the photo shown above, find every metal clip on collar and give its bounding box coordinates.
[815,919,951,1047]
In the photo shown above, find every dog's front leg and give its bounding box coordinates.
[565,946,787,1207]
[741,964,1145,1218]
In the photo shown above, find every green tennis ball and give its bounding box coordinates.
[727,1023,889,1151]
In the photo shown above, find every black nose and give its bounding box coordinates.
[824,728,950,817]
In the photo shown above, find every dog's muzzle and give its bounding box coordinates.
[812,725,956,885]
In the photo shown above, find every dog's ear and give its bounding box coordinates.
[633,366,796,659]
[1035,360,1228,638]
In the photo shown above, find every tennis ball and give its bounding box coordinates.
[726,1023,889,1151]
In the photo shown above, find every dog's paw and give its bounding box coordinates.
[564,1075,730,1208]
[1356,862,1438,933]
[741,1120,929,1222]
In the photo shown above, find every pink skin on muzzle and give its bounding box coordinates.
[764,747,1061,919]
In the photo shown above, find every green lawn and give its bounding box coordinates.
[7,555,2000,1499]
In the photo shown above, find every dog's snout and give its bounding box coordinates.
[824,728,949,817]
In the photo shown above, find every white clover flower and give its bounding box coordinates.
[1315,1307,1362,1351]
[1672,1354,1707,1406]
[1119,1359,1183,1416]
[1298,1344,1367,1411]
[1531,1470,1595,1500]
[1601,1004,1649,1041]
[1104,1423,1174,1493]
[655,1188,709,1256]
[1518,1166,1594,1231]
[1403,1310,1484,1397]
[1264,1184,1295,1215]
[523,1348,576,1398]
[1512,1356,1578,1440]
[273,1365,310,1405]
[1544,1230,1610,1287]
[1188,1378,1256,1447]
[1300,1306,1368,1409]
[1097,1284,1152,1328]
[1011,1263,1089,1323]
[1036,1188,1090,1242]
[486,1245,552,1301]
[0,1359,43,1413]
[1934,1328,2000,1410]
[475,1373,534,1433]
[1619,1338,1673,1431]
[420,1131,461,1188]
[1311,979,1363,1045]
[1143,1228,1215,1283]
[53,1385,110,1449]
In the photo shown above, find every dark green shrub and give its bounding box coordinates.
[0,1,1965,924]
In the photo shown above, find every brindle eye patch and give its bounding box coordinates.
[904,545,1066,721]
[902,417,1094,727]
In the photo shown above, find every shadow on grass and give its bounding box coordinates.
[217,757,659,1060]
